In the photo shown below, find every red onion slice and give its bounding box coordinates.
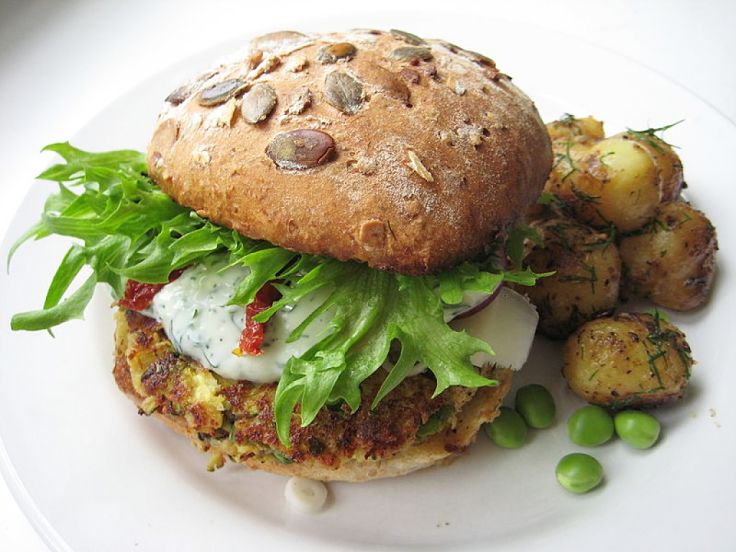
[451,283,504,321]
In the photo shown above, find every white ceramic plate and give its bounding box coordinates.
[1,13,734,552]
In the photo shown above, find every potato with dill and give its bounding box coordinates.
[620,201,718,310]
[546,134,659,232]
[546,114,604,144]
[623,125,684,202]
[562,312,693,408]
[544,117,685,233]
[519,216,621,339]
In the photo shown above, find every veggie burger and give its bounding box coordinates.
[11,30,552,481]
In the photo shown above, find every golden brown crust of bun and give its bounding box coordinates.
[113,309,512,481]
[147,29,552,275]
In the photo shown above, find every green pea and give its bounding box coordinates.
[555,453,604,494]
[614,410,661,449]
[567,405,614,447]
[515,384,556,429]
[484,407,528,448]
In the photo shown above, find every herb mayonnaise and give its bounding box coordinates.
[145,259,332,383]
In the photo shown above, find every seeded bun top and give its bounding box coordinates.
[147,29,552,274]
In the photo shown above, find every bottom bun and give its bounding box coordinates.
[113,309,512,481]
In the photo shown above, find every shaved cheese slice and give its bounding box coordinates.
[451,286,538,371]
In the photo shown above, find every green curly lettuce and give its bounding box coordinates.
[9,143,547,445]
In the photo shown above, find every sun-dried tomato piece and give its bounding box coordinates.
[118,268,186,311]
[238,283,281,356]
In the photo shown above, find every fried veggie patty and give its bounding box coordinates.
[114,309,512,481]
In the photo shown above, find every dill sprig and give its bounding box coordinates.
[626,120,684,151]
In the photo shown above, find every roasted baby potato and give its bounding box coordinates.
[546,115,605,144]
[543,117,686,233]
[563,312,693,408]
[620,201,718,310]
[520,216,621,339]
[545,135,660,232]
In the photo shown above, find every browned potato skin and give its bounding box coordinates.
[621,132,684,202]
[547,116,605,144]
[520,216,621,339]
[534,116,602,221]
[619,201,718,310]
[563,313,693,408]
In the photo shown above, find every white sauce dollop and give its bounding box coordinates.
[284,477,328,513]
[145,259,332,383]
